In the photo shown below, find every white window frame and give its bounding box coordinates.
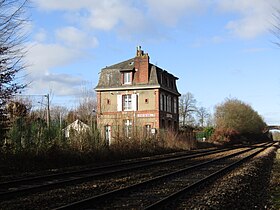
[117,94,137,111]
[124,119,132,138]
[123,72,132,84]
[123,94,132,111]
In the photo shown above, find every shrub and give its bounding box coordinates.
[213,98,266,144]
[209,128,240,145]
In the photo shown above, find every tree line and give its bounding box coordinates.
[179,92,211,128]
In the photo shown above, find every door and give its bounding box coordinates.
[105,125,111,145]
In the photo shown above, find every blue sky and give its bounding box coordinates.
[23,0,280,125]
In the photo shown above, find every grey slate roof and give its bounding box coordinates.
[105,58,135,71]
[95,57,180,95]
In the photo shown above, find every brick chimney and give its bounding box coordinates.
[134,46,150,84]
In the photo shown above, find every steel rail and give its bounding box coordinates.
[53,143,271,210]
[144,142,276,209]
[0,146,238,200]
[1,143,265,189]
[0,146,230,188]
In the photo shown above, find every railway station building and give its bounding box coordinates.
[95,46,180,144]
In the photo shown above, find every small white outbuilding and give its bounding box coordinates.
[64,119,90,138]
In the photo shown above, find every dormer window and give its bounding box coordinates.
[123,72,132,84]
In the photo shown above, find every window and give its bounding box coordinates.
[123,72,132,84]
[145,98,149,104]
[160,94,164,111]
[173,98,177,114]
[117,94,138,111]
[124,119,132,138]
[107,99,110,105]
[123,94,132,110]
[145,124,151,137]
[164,95,167,111]
[167,96,172,112]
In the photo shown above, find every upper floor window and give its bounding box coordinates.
[123,94,132,110]
[173,98,177,114]
[160,94,167,112]
[123,72,132,84]
[164,95,167,111]
[117,94,138,111]
[167,96,172,112]
[160,94,164,111]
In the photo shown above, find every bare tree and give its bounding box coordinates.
[76,97,97,125]
[179,92,197,127]
[50,105,68,122]
[196,106,210,127]
[0,0,29,107]
[0,0,29,140]
[272,7,280,47]
[73,86,97,126]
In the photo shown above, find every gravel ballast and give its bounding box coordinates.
[176,145,277,209]
[0,144,277,209]
[269,147,280,209]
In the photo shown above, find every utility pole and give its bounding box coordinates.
[45,94,50,130]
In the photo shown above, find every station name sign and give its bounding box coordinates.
[137,113,155,118]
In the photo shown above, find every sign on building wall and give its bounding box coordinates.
[137,113,155,118]
[166,113,173,118]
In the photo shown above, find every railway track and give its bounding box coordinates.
[0,142,273,209]
[0,146,237,201]
[52,142,275,210]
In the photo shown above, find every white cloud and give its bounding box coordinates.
[35,0,159,41]
[26,42,84,75]
[34,29,47,42]
[24,42,87,96]
[86,5,122,30]
[55,26,98,48]
[35,0,92,10]
[35,0,280,40]
[35,0,145,31]
[216,0,279,38]
[145,0,206,26]
[26,73,85,96]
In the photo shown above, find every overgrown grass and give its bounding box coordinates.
[0,128,198,176]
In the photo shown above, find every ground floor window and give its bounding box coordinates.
[124,119,132,138]
[145,124,151,137]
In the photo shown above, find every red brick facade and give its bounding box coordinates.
[95,47,180,144]
[134,46,150,84]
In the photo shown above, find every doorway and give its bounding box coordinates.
[105,125,111,145]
